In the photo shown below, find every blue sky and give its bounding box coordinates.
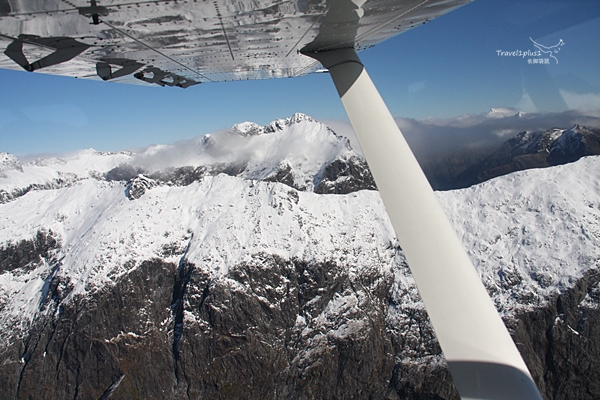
[1,0,599,157]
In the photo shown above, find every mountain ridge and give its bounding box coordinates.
[452,124,600,188]
[0,113,375,204]
[1,114,600,399]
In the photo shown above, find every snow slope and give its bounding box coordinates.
[439,156,600,313]
[0,174,395,334]
[0,114,599,344]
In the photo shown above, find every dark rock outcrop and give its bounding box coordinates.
[125,174,160,200]
[150,165,208,186]
[0,229,60,274]
[264,162,296,188]
[1,254,396,399]
[315,156,376,194]
[0,259,179,399]
[548,125,600,165]
[121,154,375,198]
[172,255,394,399]
[510,269,600,400]
[2,250,600,399]
[105,164,146,182]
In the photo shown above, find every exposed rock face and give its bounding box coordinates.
[510,270,600,400]
[105,164,145,182]
[0,259,177,399]
[548,125,600,165]
[149,165,208,186]
[125,174,160,200]
[0,253,397,399]
[264,161,296,188]
[3,243,599,399]
[173,255,394,398]
[0,229,60,274]
[315,155,376,194]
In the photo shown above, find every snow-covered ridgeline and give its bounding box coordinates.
[507,124,593,156]
[0,113,354,200]
[1,152,599,335]
[438,156,600,312]
[387,157,600,349]
[0,174,395,332]
[0,149,132,203]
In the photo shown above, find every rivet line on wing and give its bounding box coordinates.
[285,18,321,58]
[212,1,235,61]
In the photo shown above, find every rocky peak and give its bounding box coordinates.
[199,133,216,149]
[230,122,264,137]
[551,125,583,153]
[97,114,373,198]
[508,128,563,155]
[0,153,23,174]
[263,113,315,133]
[549,124,599,165]
[126,174,160,200]
[231,114,317,137]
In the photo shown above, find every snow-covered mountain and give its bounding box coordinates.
[485,107,527,119]
[0,114,599,399]
[0,153,23,175]
[0,113,374,205]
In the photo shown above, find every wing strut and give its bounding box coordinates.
[303,48,542,400]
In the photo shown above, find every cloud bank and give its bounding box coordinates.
[395,109,599,162]
[319,108,600,163]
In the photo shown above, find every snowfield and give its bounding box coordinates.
[439,157,600,313]
[0,174,395,333]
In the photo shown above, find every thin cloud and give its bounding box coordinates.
[560,90,600,116]
[319,119,363,155]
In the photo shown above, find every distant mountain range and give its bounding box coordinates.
[1,114,599,399]
[421,123,600,190]
[452,124,600,189]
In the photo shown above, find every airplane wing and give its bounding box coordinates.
[0,0,470,86]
